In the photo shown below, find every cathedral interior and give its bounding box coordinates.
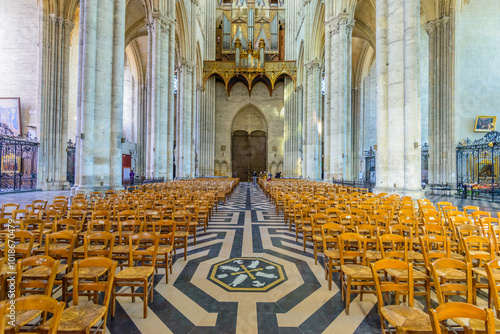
[0,0,500,333]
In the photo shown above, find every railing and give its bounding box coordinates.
[0,123,39,192]
[332,178,375,193]
[123,176,165,187]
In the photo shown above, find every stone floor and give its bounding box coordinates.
[1,183,495,333]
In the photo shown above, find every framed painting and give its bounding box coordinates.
[474,116,497,132]
[0,98,21,136]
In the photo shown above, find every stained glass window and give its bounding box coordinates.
[174,73,178,95]
[321,75,325,95]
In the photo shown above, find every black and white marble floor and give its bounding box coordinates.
[2,183,496,333]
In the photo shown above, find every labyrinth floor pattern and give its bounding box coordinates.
[103,183,486,334]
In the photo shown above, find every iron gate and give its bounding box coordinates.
[456,131,500,200]
[66,139,76,187]
[0,124,39,192]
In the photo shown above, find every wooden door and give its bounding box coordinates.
[232,130,267,182]
[232,131,250,181]
[249,130,266,176]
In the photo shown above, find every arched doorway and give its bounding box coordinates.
[232,130,267,181]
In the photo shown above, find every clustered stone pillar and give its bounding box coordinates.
[145,12,175,179]
[199,0,216,177]
[375,0,423,197]
[177,61,196,178]
[283,77,302,177]
[426,15,455,186]
[39,14,74,190]
[74,0,127,192]
[324,15,354,181]
[303,61,322,179]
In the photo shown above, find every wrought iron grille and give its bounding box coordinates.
[456,131,500,201]
[421,143,429,184]
[0,123,39,192]
[66,139,76,187]
[364,147,376,186]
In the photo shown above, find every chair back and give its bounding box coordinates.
[370,259,414,310]
[6,295,65,334]
[84,232,115,258]
[378,234,408,261]
[430,258,472,304]
[15,255,59,298]
[429,302,495,334]
[128,232,159,268]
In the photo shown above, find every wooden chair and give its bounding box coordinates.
[430,258,473,304]
[1,203,19,219]
[463,235,496,304]
[43,257,117,334]
[82,232,115,258]
[13,230,37,260]
[15,255,59,297]
[464,205,480,218]
[112,232,159,318]
[370,259,432,334]
[172,210,191,260]
[485,258,500,318]
[338,233,374,315]
[151,220,176,283]
[2,295,65,334]
[321,222,344,290]
[23,219,46,245]
[429,302,496,334]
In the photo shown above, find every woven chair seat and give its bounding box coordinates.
[74,244,105,254]
[472,267,500,280]
[47,243,72,252]
[17,242,40,250]
[408,251,424,261]
[341,264,372,279]
[116,266,154,280]
[434,267,467,280]
[112,245,138,254]
[312,235,323,242]
[380,305,432,331]
[149,245,173,254]
[386,268,427,280]
[455,317,500,331]
[365,250,382,260]
[175,231,189,238]
[468,250,491,257]
[66,267,108,280]
[324,249,339,259]
[23,263,68,278]
[302,226,313,232]
[4,309,43,330]
[42,303,106,332]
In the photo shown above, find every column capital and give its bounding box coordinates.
[63,18,75,31]
[327,14,354,36]
[295,85,303,91]
[425,20,437,34]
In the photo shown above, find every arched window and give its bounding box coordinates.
[174,72,178,95]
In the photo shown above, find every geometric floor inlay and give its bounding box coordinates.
[208,257,287,292]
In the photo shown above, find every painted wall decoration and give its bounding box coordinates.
[0,98,21,136]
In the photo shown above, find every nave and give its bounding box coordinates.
[108,182,379,334]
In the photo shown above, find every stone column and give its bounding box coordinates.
[326,15,354,180]
[178,61,195,178]
[74,0,127,193]
[426,15,455,186]
[303,61,322,179]
[110,0,126,189]
[323,21,332,180]
[167,20,175,179]
[374,0,423,197]
[75,0,98,192]
[297,85,304,177]
[39,14,74,190]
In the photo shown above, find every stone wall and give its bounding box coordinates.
[455,0,500,141]
[0,0,40,135]
[214,81,284,176]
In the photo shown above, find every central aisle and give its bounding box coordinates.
[107,183,379,334]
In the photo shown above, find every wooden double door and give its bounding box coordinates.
[232,130,266,181]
